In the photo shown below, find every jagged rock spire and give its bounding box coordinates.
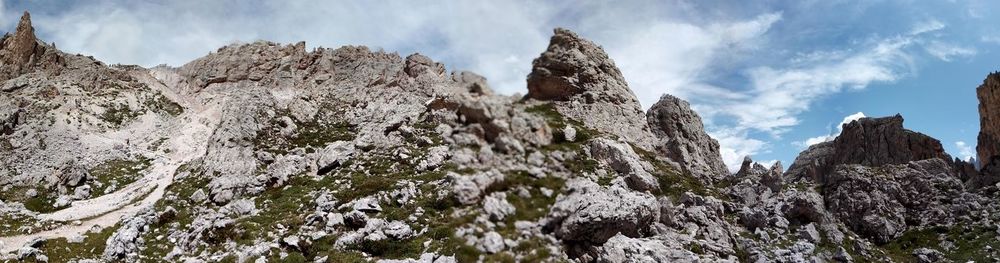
[524,28,656,150]
[6,11,37,66]
[0,11,63,82]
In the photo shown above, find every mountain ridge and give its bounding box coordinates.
[0,11,999,263]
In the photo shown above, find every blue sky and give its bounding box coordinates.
[3,0,996,171]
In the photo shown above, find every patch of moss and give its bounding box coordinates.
[253,112,355,155]
[146,92,184,116]
[526,103,596,149]
[882,225,1000,262]
[89,157,152,197]
[33,224,119,262]
[100,103,141,127]
[630,144,720,199]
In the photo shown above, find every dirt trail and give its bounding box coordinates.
[0,99,219,253]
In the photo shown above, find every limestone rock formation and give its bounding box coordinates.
[544,179,659,245]
[525,28,656,150]
[0,12,64,82]
[3,13,1000,263]
[786,115,950,181]
[824,159,968,244]
[647,94,728,182]
[978,72,1000,167]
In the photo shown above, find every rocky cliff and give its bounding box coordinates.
[786,115,951,182]
[978,72,1000,168]
[1,11,999,263]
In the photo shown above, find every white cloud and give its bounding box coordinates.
[910,19,945,35]
[710,128,768,172]
[924,41,976,62]
[796,112,867,147]
[606,13,782,109]
[955,141,975,161]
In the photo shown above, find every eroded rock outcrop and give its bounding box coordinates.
[786,115,950,182]
[647,94,728,182]
[824,158,970,244]
[978,72,1000,168]
[526,28,655,150]
[0,12,64,82]
[544,179,659,245]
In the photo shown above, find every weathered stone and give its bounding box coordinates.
[545,179,659,244]
[824,159,965,244]
[978,72,1000,167]
[589,138,659,191]
[525,28,655,150]
[647,94,728,182]
[316,141,355,175]
[786,115,951,182]
[482,192,515,221]
[595,234,696,263]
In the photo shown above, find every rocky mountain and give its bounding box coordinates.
[1,11,999,263]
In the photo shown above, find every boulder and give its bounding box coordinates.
[545,179,659,244]
[317,141,355,175]
[589,138,659,191]
[595,234,696,263]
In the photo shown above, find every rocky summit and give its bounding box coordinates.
[1,12,1000,263]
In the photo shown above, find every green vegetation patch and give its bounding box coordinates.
[253,113,356,155]
[32,224,119,262]
[526,103,596,152]
[146,93,184,116]
[630,142,719,199]
[882,225,1000,262]
[100,103,141,127]
[0,213,60,236]
[88,157,152,197]
[0,184,64,213]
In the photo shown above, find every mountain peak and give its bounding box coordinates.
[526,28,637,105]
[5,11,38,66]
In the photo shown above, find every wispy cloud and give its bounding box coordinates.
[955,141,975,161]
[607,12,782,109]
[796,112,867,147]
[910,19,945,35]
[924,41,976,61]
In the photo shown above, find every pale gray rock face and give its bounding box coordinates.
[544,179,659,245]
[824,158,967,244]
[450,170,505,205]
[103,209,157,262]
[482,192,515,221]
[316,141,355,175]
[646,94,728,183]
[525,28,655,150]
[726,156,784,205]
[589,138,659,191]
[595,234,696,263]
[477,231,505,254]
